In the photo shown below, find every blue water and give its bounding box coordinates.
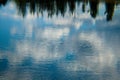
[0,0,120,80]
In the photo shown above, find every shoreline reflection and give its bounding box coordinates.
[0,0,119,21]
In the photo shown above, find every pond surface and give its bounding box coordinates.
[0,0,120,80]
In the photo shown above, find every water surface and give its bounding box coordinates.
[0,0,120,80]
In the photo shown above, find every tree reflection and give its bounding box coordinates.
[82,0,89,13]
[14,0,27,17]
[0,0,7,6]
[55,0,67,16]
[89,0,99,18]
[68,0,76,14]
[105,0,115,21]
[0,0,119,21]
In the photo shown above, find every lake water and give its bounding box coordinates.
[0,0,120,80]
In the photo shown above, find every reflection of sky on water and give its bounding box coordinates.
[0,1,120,80]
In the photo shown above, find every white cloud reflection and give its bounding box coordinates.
[0,2,22,20]
[42,27,69,40]
[58,32,115,73]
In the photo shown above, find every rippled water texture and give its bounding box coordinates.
[0,0,120,80]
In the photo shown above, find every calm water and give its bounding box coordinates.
[0,0,120,80]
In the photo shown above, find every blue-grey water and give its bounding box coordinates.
[0,0,120,80]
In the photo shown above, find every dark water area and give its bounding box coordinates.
[0,0,120,80]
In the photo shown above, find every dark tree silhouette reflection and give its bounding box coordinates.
[1,0,119,21]
[89,0,99,18]
[68,0,76,14]
[82,0,89,13]
[55,0,67,16]
[105,0,115,21]
[14,0,27,17]
[0,0,8,6]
